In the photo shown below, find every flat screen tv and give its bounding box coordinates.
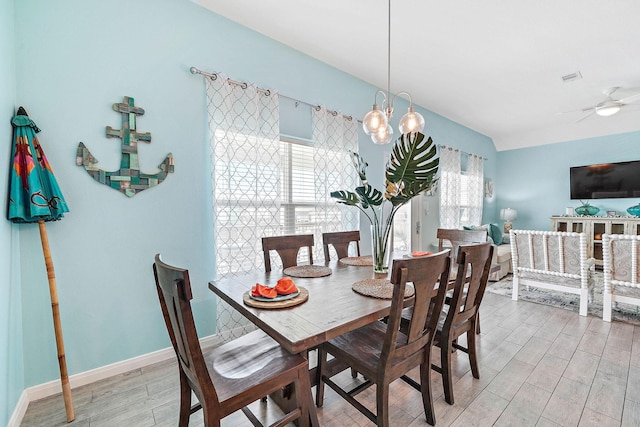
[570,160,640,199]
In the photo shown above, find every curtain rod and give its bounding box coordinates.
[438,144,487,161]
[190,66,357,122]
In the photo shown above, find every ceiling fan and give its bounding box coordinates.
[569,87,640,122]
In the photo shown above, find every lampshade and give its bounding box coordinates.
[500,208,518,222]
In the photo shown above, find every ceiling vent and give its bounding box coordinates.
[562,72,583,83]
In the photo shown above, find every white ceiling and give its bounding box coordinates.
[193,0,640,151]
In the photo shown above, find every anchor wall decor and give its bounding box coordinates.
[76,96,174,197]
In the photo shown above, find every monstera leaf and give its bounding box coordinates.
[330,190,361,207]
[385,132,439,206]
[355,185,384,208]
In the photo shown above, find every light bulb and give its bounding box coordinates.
[398,106,425,134]
[362,105,387,135]
[371,123,393,144]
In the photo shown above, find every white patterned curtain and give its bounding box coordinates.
[439,146,462,229]
[467,154,484,226]
[312,107,360,260]
[206,74,280,341]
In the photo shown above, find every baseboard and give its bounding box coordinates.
[18,333,221,409]
[7,390,29,427]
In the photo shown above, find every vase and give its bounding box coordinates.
[575,204,599,216]
[627,204,640,216]
[371,224,391,274]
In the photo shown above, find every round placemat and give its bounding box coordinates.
[352,279,415,299]
[283,265,332,278]
[243,287,309,309]
[339,255,373,266]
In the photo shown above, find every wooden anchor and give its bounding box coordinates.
[76,96,174,197]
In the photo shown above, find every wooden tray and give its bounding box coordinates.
[243,287,309,309]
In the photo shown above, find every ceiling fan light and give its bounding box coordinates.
[595,104,621,117]
[362,105,388,135]
[398,106,425,134]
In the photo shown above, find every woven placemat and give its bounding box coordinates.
[339,255,373,266]
[243,287,309,309]
[283,265,332,278]
[352,279,415,299]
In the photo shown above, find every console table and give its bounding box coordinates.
[551,215,640,267]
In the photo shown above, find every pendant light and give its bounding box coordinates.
[362,0,425,144]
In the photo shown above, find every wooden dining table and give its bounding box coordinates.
[208,258,402,426]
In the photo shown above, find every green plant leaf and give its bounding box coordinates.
[330,190,361,206]
[350,151,369,184]
[355,185,384,208]
[385,132,439,206]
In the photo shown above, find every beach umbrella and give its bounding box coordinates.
[8,107,74,422]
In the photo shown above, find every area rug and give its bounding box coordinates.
[486,271,640,325]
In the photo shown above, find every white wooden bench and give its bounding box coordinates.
[510,230,595,316]
[602,233,640,322]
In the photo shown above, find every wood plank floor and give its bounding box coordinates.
[20,290,640,426]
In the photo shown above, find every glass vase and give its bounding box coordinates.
[371,223,391,274]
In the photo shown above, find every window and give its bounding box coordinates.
[439,147,483,229]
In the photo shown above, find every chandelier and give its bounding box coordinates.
[362,0,425,144]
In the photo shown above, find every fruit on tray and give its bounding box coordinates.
[251,283,277,299]
[275,277,299,295]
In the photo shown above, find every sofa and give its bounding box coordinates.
[490,242,512,281]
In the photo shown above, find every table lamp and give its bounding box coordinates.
[500,208,518,233]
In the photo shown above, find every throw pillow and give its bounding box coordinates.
[489,223,503,245]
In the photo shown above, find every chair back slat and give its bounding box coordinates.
[322,230,361,261]
[153,255,218,405]
[381,250,451,365]
[437,228,488,257]
[448,243,494,328]
[262,234,314,272]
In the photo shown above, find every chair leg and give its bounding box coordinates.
[467,329,480,379]
[475,312,481,334]
[376,382,390,427]
[296,367,312,427]
[441,339,455,405]
[419,360,435,426]
[315,347,327,407]
[178,371,192,427]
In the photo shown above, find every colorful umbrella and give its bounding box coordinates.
[8,107,74,422]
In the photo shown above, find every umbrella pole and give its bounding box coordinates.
[38,220,75,422]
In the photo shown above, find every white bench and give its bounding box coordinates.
[602,233,640,322]
[510,230,595,316]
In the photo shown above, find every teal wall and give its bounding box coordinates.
[496,131,640,231]
[9,0,496,397]
[1,0,23,425]
[8,0,636,422]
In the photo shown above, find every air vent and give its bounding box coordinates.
[561,72,583,83]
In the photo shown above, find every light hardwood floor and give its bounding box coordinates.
[20,291,640,426]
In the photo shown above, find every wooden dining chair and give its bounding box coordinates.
[153,254,312,427]
[432,242,493,405]
[261,234,314,272]
[437,228,496,334]
[322,230,361,261]
[437,228,488,255]
[315,250,452,427]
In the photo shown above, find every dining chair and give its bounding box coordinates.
[437,228,496,334]
[153,254,312,427]
[262,234,314,272]
[322,230,361,261]
[315,250,452,427]
[437,228,488,256]
[432,242,493,405]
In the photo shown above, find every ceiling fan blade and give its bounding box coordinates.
[576,110,596,123]
[558,107,593,115]
[619,92,640,104]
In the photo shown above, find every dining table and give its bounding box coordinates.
[208,257,406,427]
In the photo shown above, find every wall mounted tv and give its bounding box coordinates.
[570,160,640,199]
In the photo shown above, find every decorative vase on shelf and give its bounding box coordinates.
[575,202,599,216]
[331,132,439,274]
[627,204,640,217]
